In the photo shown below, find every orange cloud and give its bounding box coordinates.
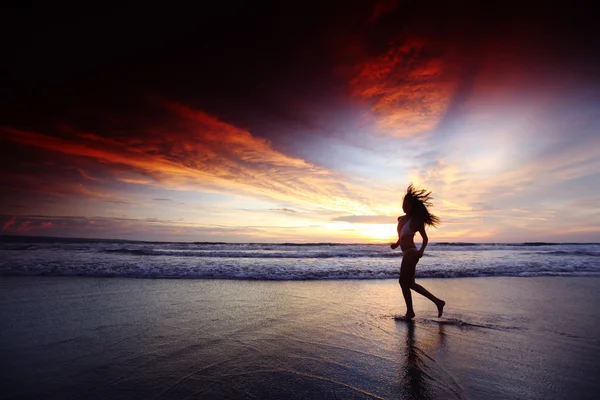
[0,103,378,215]
[350,36,459,137]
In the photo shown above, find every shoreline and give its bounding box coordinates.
[1,276,599,399]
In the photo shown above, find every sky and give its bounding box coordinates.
[1,2,599,243]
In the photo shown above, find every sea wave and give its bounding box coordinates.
[1,256,598,280]
[1,236,599,280]
[1,263,598,280]
[101,248,406,258]
[526,250,600,257]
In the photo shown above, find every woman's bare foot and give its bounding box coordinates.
[436,300,445,317]
[405,311,415,319]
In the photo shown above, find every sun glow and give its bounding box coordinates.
[358,223,396,242]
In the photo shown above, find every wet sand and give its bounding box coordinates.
[1,276,599,399]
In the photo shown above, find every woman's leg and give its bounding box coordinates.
[399,251,418,318]
[400,282,415,319]
[410,283,445,317]
[400,249,445,318]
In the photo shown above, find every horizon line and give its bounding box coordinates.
[0,234,598,246]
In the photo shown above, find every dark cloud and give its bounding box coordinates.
[269,208,303,214]
[1,3,597,146]
[0,214,263,240]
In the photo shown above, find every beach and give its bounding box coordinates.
[1,276,598,399]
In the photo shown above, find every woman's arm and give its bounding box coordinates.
[417,226,428,258]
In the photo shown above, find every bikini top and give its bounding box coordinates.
[400,217,416,238]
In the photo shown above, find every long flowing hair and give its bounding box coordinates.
[404,183,440,228]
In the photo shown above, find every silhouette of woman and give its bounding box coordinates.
[391,184,445,319]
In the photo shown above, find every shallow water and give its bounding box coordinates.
[1,276,598,399]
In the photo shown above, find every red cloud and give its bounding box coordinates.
[0,102,375,215]
[2,216,16,231]
[0,170,121,201]
[350,36,459,137]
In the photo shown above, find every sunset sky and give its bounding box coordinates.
[1,2,599,243]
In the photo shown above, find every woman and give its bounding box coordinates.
[391,184,445,319]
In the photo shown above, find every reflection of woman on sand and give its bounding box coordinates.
[398,322,449,399]
[391,184,445,319]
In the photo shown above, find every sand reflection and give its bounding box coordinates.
[397,321,446,399]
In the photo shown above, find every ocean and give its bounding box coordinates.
[1,235,598,280]
[2,236,600,399]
